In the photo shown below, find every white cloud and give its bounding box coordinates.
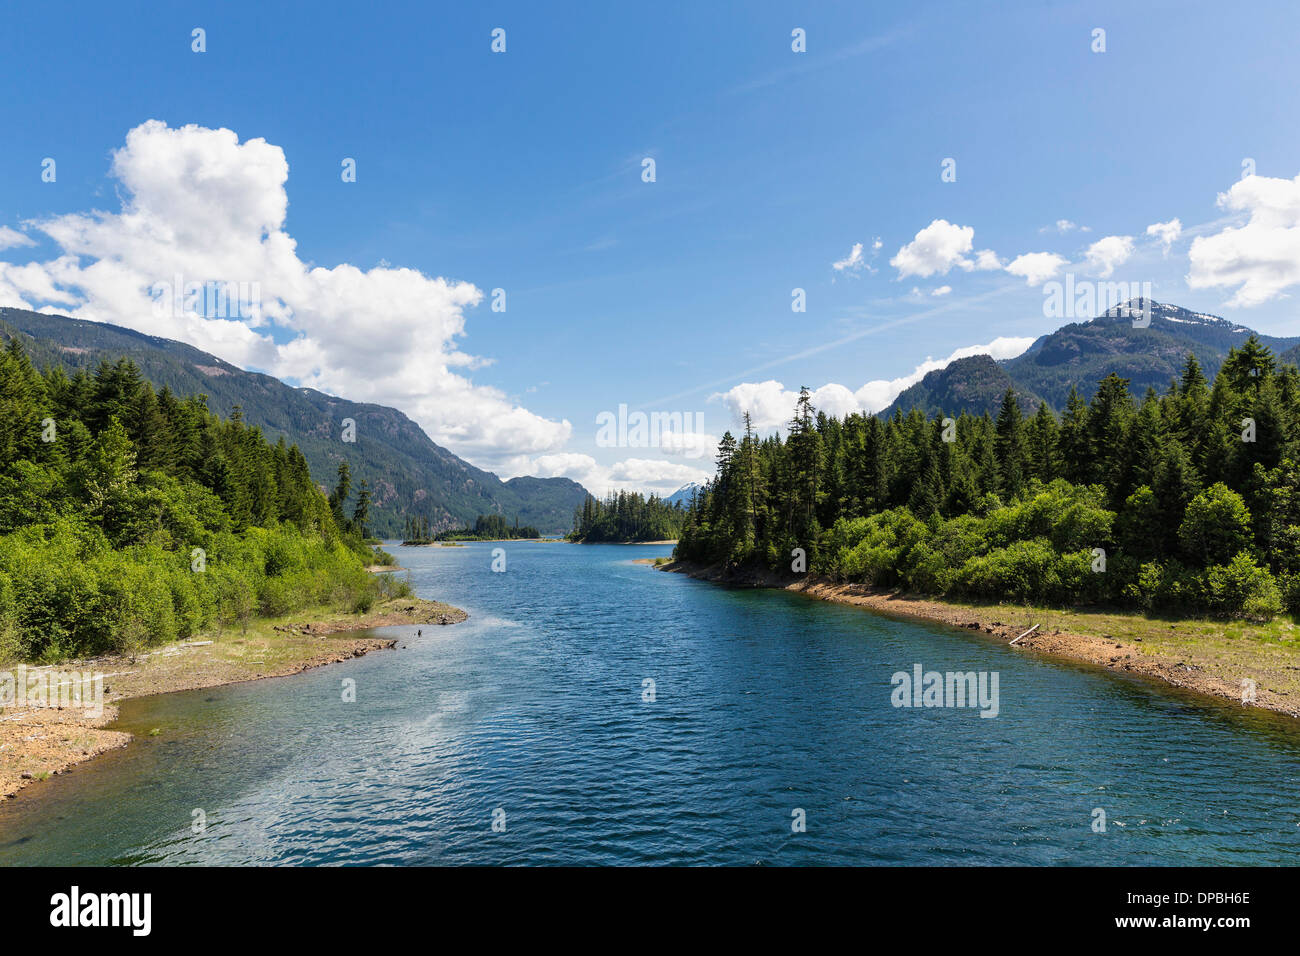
[713,335,1035,428]
[890,219,975,278]
[530,453,599,478]
[657,427,719,459]
[0,227,34,251]
[528,452,712,496]
[832,237,882,275]
[887,220,999,285]
[1004,252,1069,285]
[712,380,814,431]
[1145,218,1182,254]
[1040,219,1091,235]
[0,120,571,472]
[609,457,713,487]
[0,257,81,306]
[931,285,952,296]
[1188,173,1300,306]
[1083,235,1135,277]
[832,241,866,273]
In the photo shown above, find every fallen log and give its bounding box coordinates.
[1010,624,1040,646]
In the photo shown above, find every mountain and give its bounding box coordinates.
[664,482,702,506]
[882,301,1300,419]
[1003,301,1300,407]
[0,307,588,536]
[883,354,1043,419]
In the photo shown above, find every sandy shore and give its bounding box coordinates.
[659,560,1300,721]
[0,595,467,800]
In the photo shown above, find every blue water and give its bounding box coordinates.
[1,541,1298,865]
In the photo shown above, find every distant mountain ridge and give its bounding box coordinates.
[0,307,588,536]
[884,301,1300,418]
[664,482,701,507]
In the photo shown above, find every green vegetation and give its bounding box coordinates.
[999,303,1300,410]
[570,491,688,542]
[678,337,1300,622]
[1,307,590,536]
[884,302,1300,418]
[0,342,385,662]
[409,513,540,542]
[885,354,1042,419]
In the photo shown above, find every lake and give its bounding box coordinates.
[1,541,1297,865]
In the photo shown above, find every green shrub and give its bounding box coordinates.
[1196,552,1282,621]
[954,538,1062,603]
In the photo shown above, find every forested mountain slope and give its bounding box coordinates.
[0,308,587,535]
[882,302,1298,418]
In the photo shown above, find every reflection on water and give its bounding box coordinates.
[1,542,1298,865]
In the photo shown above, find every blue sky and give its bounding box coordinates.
[1,0,1298,493]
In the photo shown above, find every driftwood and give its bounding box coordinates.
[1010,624,1040,646]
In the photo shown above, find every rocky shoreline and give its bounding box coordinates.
[0,596,468,801]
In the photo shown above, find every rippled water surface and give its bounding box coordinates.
[2,542,1299,865]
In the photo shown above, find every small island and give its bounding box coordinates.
[402,512,541,544]
[568,491,688,543]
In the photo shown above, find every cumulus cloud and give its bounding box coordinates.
[892,219,971,277]
[530,453,601,482]
[713,336,1035,429]
[529,452,712,496]
[609,457,713,486]
[1188,173,1300,306]
[1145,218,1182,254]
[931,285,952,296]
[1004,252,1069,285]
[0,120,571,473]
[1083,235,1135,277]
[888,219,1001,284]
[657,427,719,459]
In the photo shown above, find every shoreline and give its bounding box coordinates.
[0,595,468,801]
[658,560,1300,722]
